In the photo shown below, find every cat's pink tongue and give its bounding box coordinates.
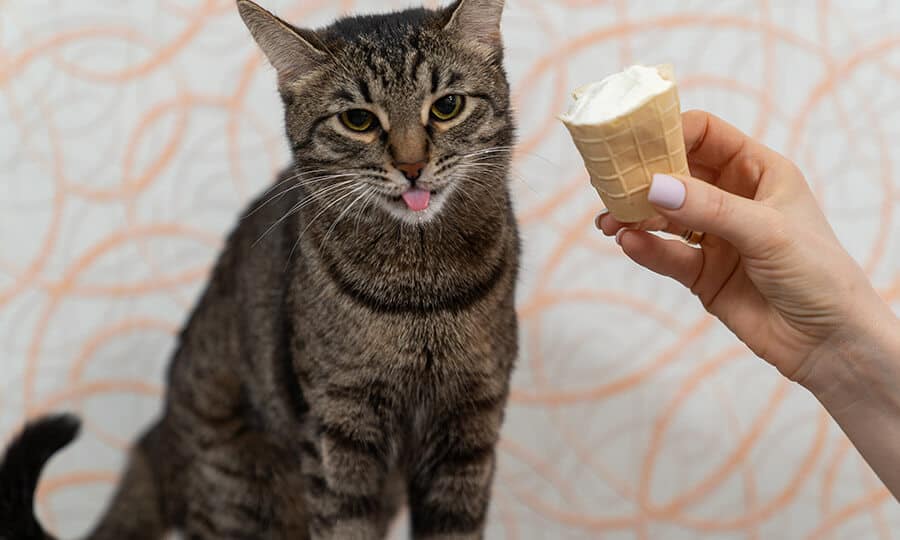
[401,188,430,212]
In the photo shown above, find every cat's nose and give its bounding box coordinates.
[395,161,426,182]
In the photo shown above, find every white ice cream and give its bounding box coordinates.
[561,65,673,125]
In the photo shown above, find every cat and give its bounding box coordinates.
[0,0,519,538]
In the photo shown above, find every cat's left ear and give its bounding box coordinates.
[237,0,327,85]
[443,0,505,49]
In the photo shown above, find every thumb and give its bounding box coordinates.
[647,173,774,255]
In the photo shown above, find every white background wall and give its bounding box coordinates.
[1,0,899,538]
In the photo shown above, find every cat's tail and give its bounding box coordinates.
[0,414,80,540]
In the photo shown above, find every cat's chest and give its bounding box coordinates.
[294,284,501,360]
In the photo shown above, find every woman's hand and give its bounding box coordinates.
[596,110,897,389]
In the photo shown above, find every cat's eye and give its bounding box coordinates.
[430,95,465,121]
[340,109,376,132]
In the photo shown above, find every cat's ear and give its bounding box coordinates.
[236,0,326,83]
[443,0,505,49]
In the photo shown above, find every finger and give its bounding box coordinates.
[616,230,703,288]
[682,111,794,199]
[597,212,679,237]
[687,160,718,184]
[597,208,701,239]
[647,172,776,257]
[596,212,618,235]
[682,110,756,170]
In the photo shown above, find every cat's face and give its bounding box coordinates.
[239,0,513,225]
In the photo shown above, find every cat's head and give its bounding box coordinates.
[238,0,513,225]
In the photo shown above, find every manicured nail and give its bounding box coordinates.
[595,213,605,230]
[615,228,627,245]
[648,174,686,209]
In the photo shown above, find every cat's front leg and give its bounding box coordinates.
[300,401,394,540]
[409,410,502,540]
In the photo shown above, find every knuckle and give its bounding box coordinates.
[783,160,807,186]
[784,158,803,178]
[734,153,763,185]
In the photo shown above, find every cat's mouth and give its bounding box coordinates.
[399,188,432,212]
[377,182,453,223]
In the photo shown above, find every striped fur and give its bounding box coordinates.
[0,0,517,538]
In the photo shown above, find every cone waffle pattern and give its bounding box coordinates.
[563,84,689,222]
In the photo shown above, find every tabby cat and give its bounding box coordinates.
[0,0,519,538]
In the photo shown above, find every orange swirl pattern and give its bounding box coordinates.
[2,1,899,538]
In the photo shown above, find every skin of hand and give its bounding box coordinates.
[596,110,900,496]
[597,110,894,385]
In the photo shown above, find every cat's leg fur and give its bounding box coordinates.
[85,425,167,539]
[179,428,307,540]
[161,351,310,539]
[408,448,496,540]
[407,392,506,540]
[299,394,398,540]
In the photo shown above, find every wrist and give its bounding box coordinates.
[801,299,900,416]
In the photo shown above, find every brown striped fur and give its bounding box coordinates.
[0,0,517,538]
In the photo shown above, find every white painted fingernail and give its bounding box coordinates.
[648,174,686,210]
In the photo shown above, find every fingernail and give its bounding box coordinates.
[648,174,686,210]
[595,213,605,230]
[615,228,627,245]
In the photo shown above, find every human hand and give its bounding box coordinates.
[596,110,896,388]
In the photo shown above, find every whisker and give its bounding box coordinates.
[244,169,364,218]
[321,187,369,248]
[462,145,558,167]
[256,167,341,198]
[451,171,505,215]
[252,179,357,247]
[353,191,377,236]
[244,173,362,219]
[282,179,359,220]
[285,185,364,270]
[454,160,539,194]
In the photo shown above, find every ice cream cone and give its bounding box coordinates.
[561,65,689,223]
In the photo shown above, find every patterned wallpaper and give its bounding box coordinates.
[2,0,899,538]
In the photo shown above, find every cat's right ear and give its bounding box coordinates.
[236,0,326,84]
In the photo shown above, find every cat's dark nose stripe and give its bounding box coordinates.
[396,161,426,181]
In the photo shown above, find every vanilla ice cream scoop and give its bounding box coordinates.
[560,64,689,222]
[561,65,674,125]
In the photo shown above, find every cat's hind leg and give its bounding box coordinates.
[86,423,169,540]
[179,426,308,540]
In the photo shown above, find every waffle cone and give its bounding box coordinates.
[561,69,688,222]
